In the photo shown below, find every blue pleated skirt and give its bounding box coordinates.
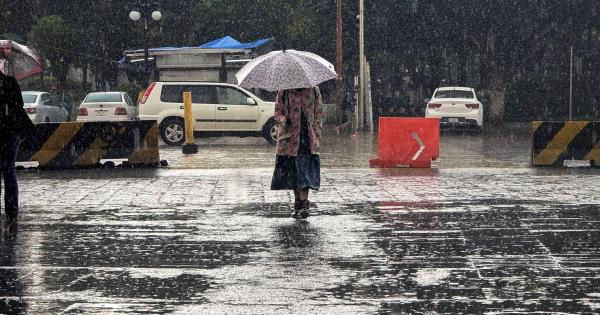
[271,113,321,191]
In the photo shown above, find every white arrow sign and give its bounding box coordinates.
[411,131,425,161]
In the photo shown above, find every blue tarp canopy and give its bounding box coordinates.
[199,36,271,50]
[149,36,271,52]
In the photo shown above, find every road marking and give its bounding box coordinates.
[411,131,425,160]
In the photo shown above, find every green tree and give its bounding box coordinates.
[188,0,334,55]
[28,15,73,92]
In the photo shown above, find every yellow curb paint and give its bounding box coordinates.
[31,123,83,166]
[584,140,600,166]
[74,137,107,166]
[128,123,160,165]
[532,121,543,133]
[534,121,589,165]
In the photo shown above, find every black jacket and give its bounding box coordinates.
[0,73,33,138]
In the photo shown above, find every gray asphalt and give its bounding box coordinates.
[2,124,600,314]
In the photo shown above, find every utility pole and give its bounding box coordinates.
[335,0,344,126]
[358,0,365,130]
[569,45,573,121]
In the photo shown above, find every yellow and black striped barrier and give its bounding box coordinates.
[17,120,160,169]
[532,121,600,167]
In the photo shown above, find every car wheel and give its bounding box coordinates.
[160,118,185,146]
[261,119,277,145]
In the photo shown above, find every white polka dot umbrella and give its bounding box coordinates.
[236,50,336,92]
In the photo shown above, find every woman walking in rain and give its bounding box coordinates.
[235,49,335,219]
[270,87,323,219]
[0,59,33,223]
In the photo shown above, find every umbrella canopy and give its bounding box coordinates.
[236,49,336,92]
[0,40,44,80]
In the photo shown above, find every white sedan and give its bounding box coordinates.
[425,87,483,131]
[22,91,70,123]
[77,92,138,122]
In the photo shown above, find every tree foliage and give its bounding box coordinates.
[2,0,600,120]
[365,0,600,121]
[28,15,73,90]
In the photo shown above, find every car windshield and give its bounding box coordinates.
[434,90,474,99]
[85,93,123,103]
[22,94,38,103]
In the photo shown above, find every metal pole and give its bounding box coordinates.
[335,0,344,127]
[358,0,365,130]
[144,18,149,87]
[569,45,573,121]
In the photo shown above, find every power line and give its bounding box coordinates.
[24,40,121,64]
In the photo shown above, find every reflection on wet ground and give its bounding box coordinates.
[0,223,27,314]
[159,123,532,169]
[2,166,600,313]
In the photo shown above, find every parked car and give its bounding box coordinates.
[425,87,483,131]
[76,92,138,122]
[22,91,70,123]
[138,82,277,145]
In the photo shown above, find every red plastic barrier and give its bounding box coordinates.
[370,117,440,168]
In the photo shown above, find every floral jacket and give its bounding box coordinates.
[274,87,323,156]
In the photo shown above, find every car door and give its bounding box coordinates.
[39,93,52,122]
[215,86,260,131]
[184,85,216,131]
[158,84,185,119]
[48,95,64,121]
[124,93,137,119]
[59,102,70,121]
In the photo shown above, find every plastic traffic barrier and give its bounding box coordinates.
[532,121,600,167]
[17,120,160,169]
[370,117,440,168]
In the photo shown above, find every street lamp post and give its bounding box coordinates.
[129,1,161,86]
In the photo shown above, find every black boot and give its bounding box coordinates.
[291,199,302,218]
[299,200,310,219]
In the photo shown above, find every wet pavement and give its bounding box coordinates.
[2,123,600,314]
[159,123,532,169]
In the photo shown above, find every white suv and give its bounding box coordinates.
[139,82,277,145]
[425,87,483,132]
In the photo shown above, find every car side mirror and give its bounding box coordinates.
[247,97,257,105]
[423,98,430,104]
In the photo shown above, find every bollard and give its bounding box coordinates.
[182,91,199,154]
